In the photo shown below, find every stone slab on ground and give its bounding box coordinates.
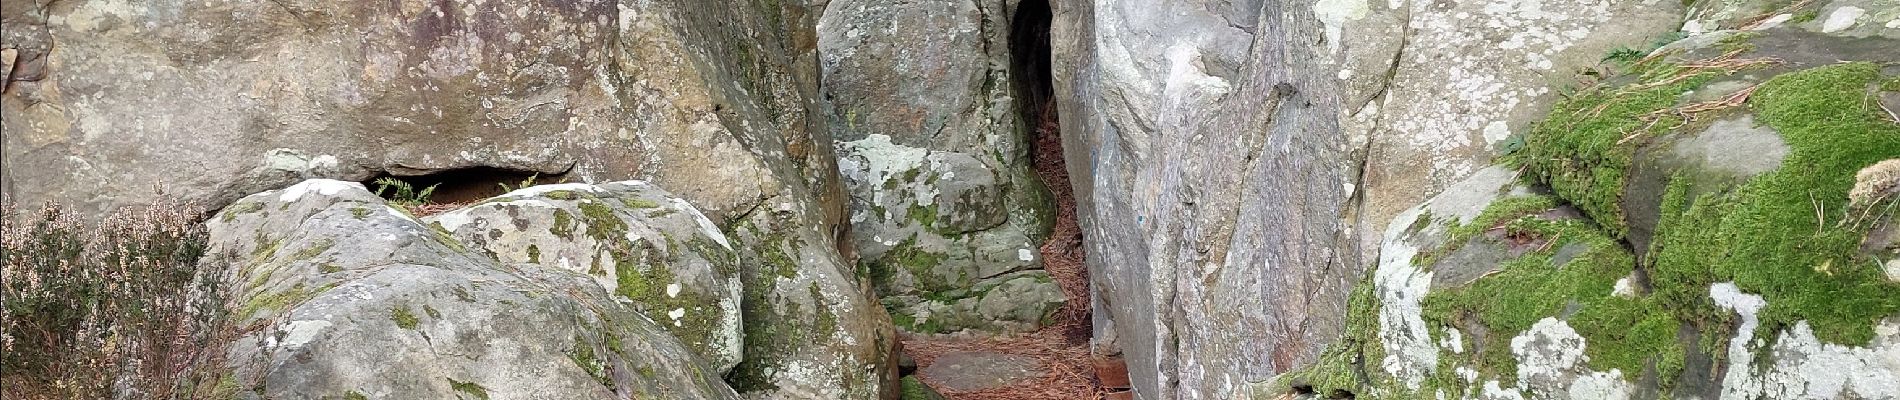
[916,351,1043,392]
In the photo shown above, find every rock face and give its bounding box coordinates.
[1282,17,1900,400]
[1,1,896,397]
[1048,1,1360,398]
[1323,0,1685,258]
[427,182,745,375]
[819,0,1063,334]
[206,180,739,399]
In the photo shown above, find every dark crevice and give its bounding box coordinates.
[363,167,565,205]
[1010,0,1054,134]
[1011,0,1087,341]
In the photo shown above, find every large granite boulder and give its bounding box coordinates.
[819,0,1063,334]
[1048,1,1360,398]
[0,1,896,397]
[206,179,740,399]
[1322,0,1686,259]
[1280,24,1900,400]
[427,181,745,374]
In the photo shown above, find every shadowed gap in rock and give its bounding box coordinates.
[363,167,568,205]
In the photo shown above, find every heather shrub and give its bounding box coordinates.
[2,201,228,399]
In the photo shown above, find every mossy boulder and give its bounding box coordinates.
[206,180,739,400]
[1281,27,1900,400]
[426,181,744,374]
[897,376,946,400]
[885,272,1067,335]
[836,134,1060,335]
[720,206,903,399]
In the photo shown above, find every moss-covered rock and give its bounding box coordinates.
[206,180,740,400]
[426,181,744,375]
[1281,29,1900,399]
[835,133,1061,335]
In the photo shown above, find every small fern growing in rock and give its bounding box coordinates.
[496,174,541,193]
[372,177,439,209]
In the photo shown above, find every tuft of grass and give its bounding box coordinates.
[495,174,541,193]
[1789,9,1818,23]
[1602,47,1647,65]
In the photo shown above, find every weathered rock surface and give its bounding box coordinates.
[1,1,897,397]
[0,0,804,220]
[1283,22,1900,400]
[1049,1,1360,398]
[819,0,1062,334]
[915,352,1042,392]
[1327,0,1686,258]
[206,179,739,399]
[427,181,745,374]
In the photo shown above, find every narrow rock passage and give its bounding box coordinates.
[905,100,1106,399]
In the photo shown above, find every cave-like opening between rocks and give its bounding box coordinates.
[897,0,1116,396]
[1010,0,1085,340]
[1018,0,1132,395]
[363,167,568,207]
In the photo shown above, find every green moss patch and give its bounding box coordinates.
[391,306,420,330]
[445,378,489,400]
[1647,63,1900,345]
[550,210,576,239]
[899,376,946,400]
[874,234,953,294]
[237,283,312,319]
[1419,201,1678,385]
[1512,69,1714,238]
[568,338,612,387]
[1276,272,1390,397]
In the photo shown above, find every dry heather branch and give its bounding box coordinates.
[2,202,229,399]
[1851,160,1900,207]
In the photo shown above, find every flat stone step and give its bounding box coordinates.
[917,351,1044,392]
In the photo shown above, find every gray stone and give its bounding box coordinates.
[1334,0,1686,260]
[1710,284,1900,399]
[206,179,739,400]
[425,181,745,375]
[887,272,1067,334]
[917,352,1041,392]
[1050,1,1359,398]
[820,0,1059,334]
[0,1,897,397]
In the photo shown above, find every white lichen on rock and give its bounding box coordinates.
[1508,318,1634,400]
[1713,282,1900,399]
